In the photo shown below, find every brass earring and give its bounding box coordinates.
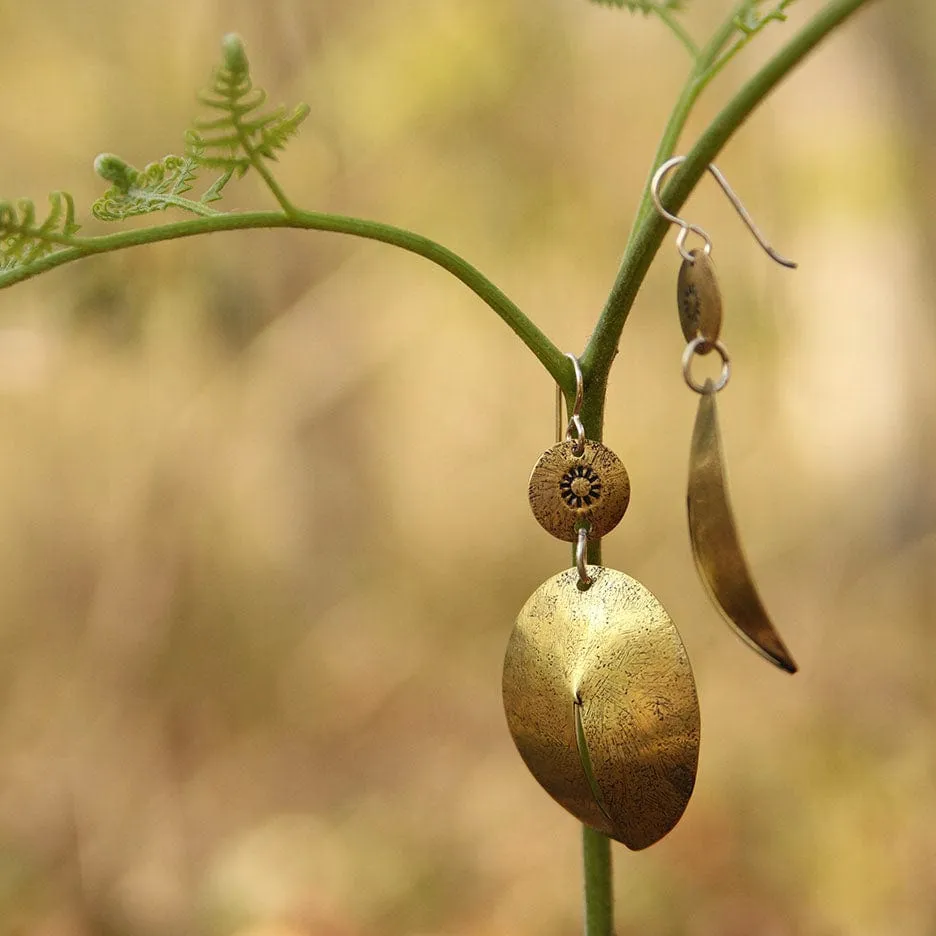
[651,156,798,674]
[502,353,700,850]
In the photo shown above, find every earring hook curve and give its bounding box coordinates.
[562,352,585,456]
[650,156,797,269]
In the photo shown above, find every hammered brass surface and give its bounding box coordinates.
[528,440,630,542]
[502,566,700,850]
[688,382,798,673]
[677,249,722,349]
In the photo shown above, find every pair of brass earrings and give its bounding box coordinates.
[502,156,797,851]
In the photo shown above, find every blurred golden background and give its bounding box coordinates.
[0,1,933,934]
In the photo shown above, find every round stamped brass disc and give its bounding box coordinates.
[677,249,722,349]
[502,567,700,851]
[528,440,630,542]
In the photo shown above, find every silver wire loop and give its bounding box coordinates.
[555,382,563,445]
[564,352,586,457]
[650,156,797,269]
[575,525,594,589]
[682,337,731,394]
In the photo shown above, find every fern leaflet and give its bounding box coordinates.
[186,34,310,178]
[0,192,81,272]
[589,0,686,11]
[735,0,798,34]
[91,153,219,221]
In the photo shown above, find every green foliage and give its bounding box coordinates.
[90,33,308,224]
[185,33,311,179]
[0,192,80,272]
[736,0,798,33]
[712,0,799,72]
[589,0,685,11]
[91,153,223,220]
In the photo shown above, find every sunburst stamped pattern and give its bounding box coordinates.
[528,439,630,542]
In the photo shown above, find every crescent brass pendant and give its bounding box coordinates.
[688,381,798,673]
[502,566,700,850]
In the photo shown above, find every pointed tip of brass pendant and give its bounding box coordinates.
[687,381,798,675]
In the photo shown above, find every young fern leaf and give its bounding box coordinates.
[89,35,307,223]
[736,0,797,33]
[186,34,310,179]
[699,0,799,84]
[588,1,686,12]
[0,192,80,272]
[91,153,220,220]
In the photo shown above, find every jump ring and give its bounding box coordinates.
[675,225,713,264]
[682,337,730,394]
[575,526,593,589]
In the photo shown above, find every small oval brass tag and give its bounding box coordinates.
[677,249,722,349]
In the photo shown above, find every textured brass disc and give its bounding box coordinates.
[677,249,722,350]
[502,566,700,850]
[528,440,630,542]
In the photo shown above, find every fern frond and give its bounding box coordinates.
[0,192,80,272]
[92,153,219,220]
[735,0,797,34]
[589,0,686,12]
[185,34,310,177]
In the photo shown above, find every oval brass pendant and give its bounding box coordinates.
[677,249,722,349]
[503,567,700,850]
[528,440,630,542]
[688,380,798,673]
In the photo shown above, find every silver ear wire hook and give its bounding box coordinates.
[563,353,586,456]
[650,155,797,269]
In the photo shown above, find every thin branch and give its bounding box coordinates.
[657,7,700,59]
[241,138,297,216]
[626,2,749,253]
[0,209,570,386]
[583,824,614,936]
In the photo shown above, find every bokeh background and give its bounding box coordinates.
[0,1,932,934]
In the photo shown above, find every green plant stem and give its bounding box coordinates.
[248,151,298,216]
[656,8,700,59]
[630,3,747,243]
[580,0,877,434]
[577,532,613,936]
[0,208,568,384]
[583,824,613,936]
[158,194,221,217]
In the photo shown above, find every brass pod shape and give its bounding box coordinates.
[528,440,631,542]
[503,566,700,850]
[688,381,798,673]
[677,249,722,350]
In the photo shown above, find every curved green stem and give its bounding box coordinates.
[0,208,568,385]
[160,195,220,217]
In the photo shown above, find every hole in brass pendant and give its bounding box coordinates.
[528,440,630,542]
[688,380,798,673]
[502,566,700,850]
